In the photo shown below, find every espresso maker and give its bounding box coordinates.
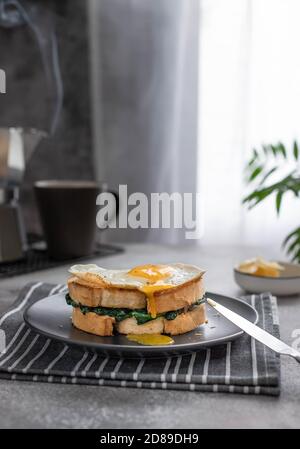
[0,127,46,262]
[0,1,62,263]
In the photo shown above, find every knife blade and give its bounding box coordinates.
[207,298,300,363]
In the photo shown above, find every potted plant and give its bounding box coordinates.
[243,141,300,262]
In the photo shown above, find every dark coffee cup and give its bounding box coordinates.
[34,180,118,260]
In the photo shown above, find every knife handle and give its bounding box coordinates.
[289,351,300,363]
[281,348,300,363]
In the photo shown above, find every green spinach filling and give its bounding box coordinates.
[66,294,206,325]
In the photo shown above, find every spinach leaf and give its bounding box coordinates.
[65,294,206,325]
[131,310,153,325]
[66,294,151,323]
[164,310,178,321]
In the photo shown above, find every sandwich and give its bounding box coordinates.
[66,263,207,337]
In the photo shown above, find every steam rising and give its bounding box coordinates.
[0,0,63,134]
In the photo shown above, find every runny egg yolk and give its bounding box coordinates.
[127,334,174,346]
[128,264,174,318]
[128,264,172,282]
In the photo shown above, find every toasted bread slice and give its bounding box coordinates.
[68,276,205,314]
[117,303,207,336]
[68,276,145,309]
[163,303,206,335]
[153,279,205,314]
[117,317,165,335]
[71,304,206,337]
[72,307,115,336]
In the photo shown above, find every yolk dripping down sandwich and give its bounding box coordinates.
[66,263,207,337]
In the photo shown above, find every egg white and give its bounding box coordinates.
[69,263,205,289]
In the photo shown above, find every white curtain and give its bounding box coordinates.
[88,0,199,244]
[198,0,300,252]
[89,0,300,250]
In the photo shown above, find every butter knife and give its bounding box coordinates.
[207,298,300,363]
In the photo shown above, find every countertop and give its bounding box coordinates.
[0,243,300,429]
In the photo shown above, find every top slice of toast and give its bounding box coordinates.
[68,275,205,315]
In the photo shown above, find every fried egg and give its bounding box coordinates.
[69,263,205,318]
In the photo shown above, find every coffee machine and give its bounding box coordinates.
[0,127,46,262]
[0,1,63,263]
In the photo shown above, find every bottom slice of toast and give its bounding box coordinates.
[71,303,206,337]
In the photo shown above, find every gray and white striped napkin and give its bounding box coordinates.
[0,282,280,395]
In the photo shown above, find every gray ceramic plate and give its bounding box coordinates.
[24,291,258,358]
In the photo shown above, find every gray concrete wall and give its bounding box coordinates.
[0,0,93,235]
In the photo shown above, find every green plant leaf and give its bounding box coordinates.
[282,227,300,262]
[244,140,300,263]
[259,166,277,185]
[243,187,274,208]
[247,149,259,167]
[292,255,299,263]
[271,145,278,156]
[291,249,300,263]
[286,238,300,255]
[262,145,271,156]
[275,191,283,215]
[278,142,287,158]
[290,184,300,197]
[293,140,299,160]
[248,166,264,182]
[283,227,300,246]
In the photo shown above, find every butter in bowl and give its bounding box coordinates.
[234,257,300,296]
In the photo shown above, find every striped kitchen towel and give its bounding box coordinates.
[0,282,280,395]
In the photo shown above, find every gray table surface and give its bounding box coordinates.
[0,243,300,429]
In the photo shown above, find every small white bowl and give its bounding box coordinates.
[234,262,300,296]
